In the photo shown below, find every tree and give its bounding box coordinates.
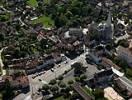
[118,59,129,72]
[54,14,68,28]
[126,68,132,78]
[68,80,74,85]
[49,79,57,85]
[65,86,72,92]
[106,44,113,50]
[50,85,59,95]
[93,88,104,100]
[70,92,80,100]
[81,5,91,17]
[0,34,4,42]
[2,79,14,100]
[58,82,66,88]
[58,75,63,81]
[118,39,129,48]
[65,11,73,19]
[71,62,86,76]
[60,86,71,98]
[42,84,49,92]
[75,77,80,82]
[80,74,87,81]
[41,84,50,95]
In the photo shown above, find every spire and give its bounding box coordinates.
[107,11,112,26]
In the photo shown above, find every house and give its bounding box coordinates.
[37,59,55,70]
[26,58,42,74]
[114,76,132,97]
[69,28,83,38]
[100,57,121,71]
[72,82,94,100]
[86,52,101,64]
[104,87,124,100]
[2,72,29,90]
[129,39,132,50]
[87,69,113,88]
[63,28,83,40]
[8,57,42,74]
[0,76,5,90]
[116,46,132,67]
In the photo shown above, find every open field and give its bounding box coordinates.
[27,0,38,7]
[32,16,54,28]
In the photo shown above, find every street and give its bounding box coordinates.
[0,47,7,75]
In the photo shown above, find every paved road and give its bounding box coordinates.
[119,76,132,91]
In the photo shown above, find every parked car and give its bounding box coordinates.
[51,68,54,72]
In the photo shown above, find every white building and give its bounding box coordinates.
[104,87,124,100]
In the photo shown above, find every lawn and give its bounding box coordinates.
[0,93,2,100]
[126,68,132,80]
[55,96,68,100]
[32,16,54,28]
[83,86,94,97]
[0,13,12,21]
[0,1,3,6]
[27,0,38,7]
[44,0,51,4]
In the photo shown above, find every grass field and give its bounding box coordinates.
[27,0,38,7]
[0,1,3,6]
[44,0,50,4]
[32,16,54,28]
[83,87,94,97]
[55,96,68,100]
[0,93,2,100]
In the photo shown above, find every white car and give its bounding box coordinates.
[51,68,54,72]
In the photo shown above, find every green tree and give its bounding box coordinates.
[58,82,66,88]
[93,88,105,100]
[58,75,63,81]
[55,14,68,27]
[42,84,49,92]
[50,85,59,94]
[49,79,57,85]
[0,34,4,42]
[68,80,74,85]
[75,77,80,82]
[60,86,71,98]
[2,79,14,100]
[126,68,132,79]
[70,92,80,100]
[80,74,87,81]
[118,39,129,48]
[71,62,86,76]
